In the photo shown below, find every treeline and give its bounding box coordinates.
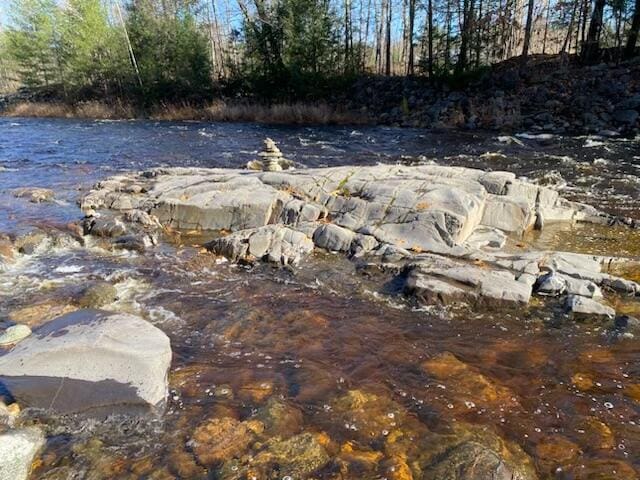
[0,0,639,101]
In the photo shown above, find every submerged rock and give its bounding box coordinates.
[219,432,330,479]
[0,427,45,480]
[12,187,55,203]
[76,281,118,308]
[190,416,256,466]
[8,301,77,328]
[0,309,171,415]
[423,441,524,480]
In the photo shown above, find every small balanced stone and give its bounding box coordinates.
[247,138,294,171]
[0,324,32,346]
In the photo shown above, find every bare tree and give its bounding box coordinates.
[626,0,640,57]
[428,0,434,77]
[385,0,392,74]
[582,0,606,60]
[456,0,475,73]
[406,0,416,74]
[521,0,534,56]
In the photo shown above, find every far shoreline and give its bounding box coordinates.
[0,100,373,127]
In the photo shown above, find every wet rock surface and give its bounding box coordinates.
[0,309,171,414]
[81,164,639,318]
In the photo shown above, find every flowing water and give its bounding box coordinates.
[1,118,640,479]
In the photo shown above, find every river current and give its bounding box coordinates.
[1,118,640,479]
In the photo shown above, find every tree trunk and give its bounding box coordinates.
[474,0,483,67]
[407,0,416,74]
[456,0,475,73]
[115,0,143,89]
[385,0,392,75]
[428,0,434,77]
[521,0,535,57]
[626,0,640,58]
[582,0,606,61]
[562,0,579,54]
[542,0,550,54]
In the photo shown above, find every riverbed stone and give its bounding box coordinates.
[12,187,55,203]
[0,309,172,414]
[565,295,615,319]
[190,416,256,466]
[423,441,519,480]
[0,427,45,480]
[76,281,118,308]
[8,301,78,328]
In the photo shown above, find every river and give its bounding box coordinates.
[1,118,640,479]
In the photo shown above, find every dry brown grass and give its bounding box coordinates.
[3,99,369,125]
[3,101,135,119]
[153,100,369,125]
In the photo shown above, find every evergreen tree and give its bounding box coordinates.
[61,0,129,94]
[5,0,63,88]
[126,0,212,101]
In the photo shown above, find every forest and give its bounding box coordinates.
[0,0,639,103]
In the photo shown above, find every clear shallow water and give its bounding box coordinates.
[1,118,640,479]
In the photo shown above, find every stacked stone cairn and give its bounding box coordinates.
[247,138,294,171]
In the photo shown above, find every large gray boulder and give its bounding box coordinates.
[0,427,45,480]
[0,310,171,415]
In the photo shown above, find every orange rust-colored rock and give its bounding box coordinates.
[535,435,581,466]
[625,384,640,403]
[190,417,255,466]
[8,302,77,328]
[572,372,595,392]
[569,458,639,479]
[576,417,614,450]
[237,380,274,403]
[168,447,206,478]
[422,352,518,409]
[383,455,414,480]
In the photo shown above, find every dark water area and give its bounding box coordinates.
[1,118,640,479]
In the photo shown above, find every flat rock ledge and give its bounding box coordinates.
[0,309,172,415]
[80,165,639,316]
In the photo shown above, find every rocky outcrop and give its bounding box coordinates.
[343,56,640,134]
[0,309,171,415]
[80,164,639,317]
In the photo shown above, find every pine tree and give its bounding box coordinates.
[5,0,63,88]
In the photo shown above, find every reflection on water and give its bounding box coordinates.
[0,118,639,479]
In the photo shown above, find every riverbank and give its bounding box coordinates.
[2,55,640,132]
[0,100,369,126]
